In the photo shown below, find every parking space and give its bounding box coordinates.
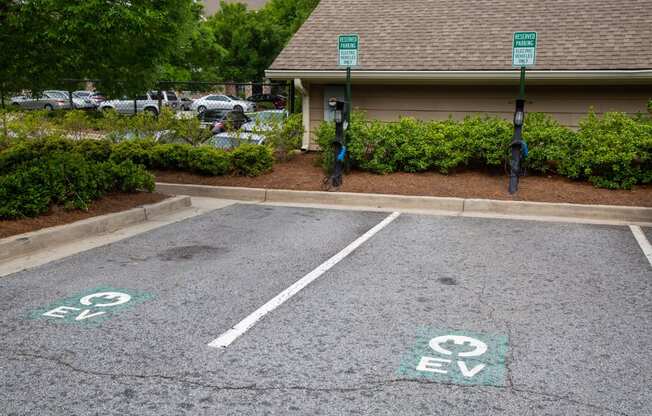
[1,204,651,415]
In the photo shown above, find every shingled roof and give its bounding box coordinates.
[269,0,652,71]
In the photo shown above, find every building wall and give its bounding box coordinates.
[306,83,652,149]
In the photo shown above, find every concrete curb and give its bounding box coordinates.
[265,189,465,211]
[463,199,652,223]
[156,183,265,201]
[155,182,652,223]
[0,196,191,262]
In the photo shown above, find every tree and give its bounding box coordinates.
[0,0,197,97]
[196,0,319,83]
[263,0,320,36]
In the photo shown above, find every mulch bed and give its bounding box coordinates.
[155,153,652,208]
[0,192,169,239]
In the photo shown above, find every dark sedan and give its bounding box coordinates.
[198,109,251,134]
[245,94,286,110]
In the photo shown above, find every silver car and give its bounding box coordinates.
[45,90,95,109]
[73,90,106,106]
[98,93,160,116]
[10,91,71,111]
[98,91,179,115]
[190,94,256,114]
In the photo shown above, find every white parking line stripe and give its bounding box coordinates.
[208,211,401,349]
[629,225,652,267]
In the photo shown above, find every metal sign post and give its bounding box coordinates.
[339,34,357,125]
[509,32,537,194]
[321,34,359,190]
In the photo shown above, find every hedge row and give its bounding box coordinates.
[0,137,274,177]
[315,111,652,189]
[0,137,275,218]
[0,153,154,219]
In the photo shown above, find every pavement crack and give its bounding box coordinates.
[7,351,632,415]
[504,321,515,389]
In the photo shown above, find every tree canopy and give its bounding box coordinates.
[167,0,320,83]
[0,0,320,96]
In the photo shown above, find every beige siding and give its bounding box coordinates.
[306,83,652,149]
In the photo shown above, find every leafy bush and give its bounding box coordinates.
[562,112,652,189]
[61,110,92,140]
[149,143,191,170]
[0,136,74,175]
[263,113,304,161]
[187,146,231,175]
[522,113,576,174]
[230,143,274,176]
[0,153,154,219]
[107,160,155,193]
[6,110,57,140]
[315,110,652,189]
[109,138,157,166]
[73,139,113,162]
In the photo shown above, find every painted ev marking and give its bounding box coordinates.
[429,335,488,357]
[79,292,131,307]
[398,327,508,387]
[30,287,152,324]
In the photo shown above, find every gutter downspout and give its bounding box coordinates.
[295,78,310,151]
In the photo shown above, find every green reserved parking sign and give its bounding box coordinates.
[338,34,359,67]
[512,31,537,67]
[398,327,509,387]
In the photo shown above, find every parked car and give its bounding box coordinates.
[198,109,252,134]
[98,93,160,115]
[246,94,287,110]
[44,90,96,110]
[207,110,287,150]
[179,97,193,111]
[149,90,179,110]
[245,110,288,131]
[209,131,266,150]
[73,90,106,106]
[190,94,256,114]
[11,91,73,111]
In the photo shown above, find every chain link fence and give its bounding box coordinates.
[2,79,295,116]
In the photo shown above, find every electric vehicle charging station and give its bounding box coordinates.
[324,97,348,189]
[509,32,537,194]
[322,34,358,190]
[509,97,528,194]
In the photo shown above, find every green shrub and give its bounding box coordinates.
[149,143,191,170]
[522,113,576,174]
[109,138,157,166]
[0,164,52,218]
[314,110,651,189]
[230,143,274,176]
[0,136,74,175]
[187,146,231,175]
[314,118,336,171]
[264,113,304,161]
[6,110,57,139]
[61,110,91,140]
[562,112,652,189]
[0,153,154,219]
[73,139,113,162]
[106,160,155,193]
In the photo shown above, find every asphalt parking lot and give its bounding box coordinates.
[1,203,651,415]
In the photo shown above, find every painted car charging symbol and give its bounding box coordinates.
[79,292,131,308]
[36,289,149,323]
[415,334,489,378]
[429,335,488,358]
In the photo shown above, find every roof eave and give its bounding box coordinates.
[265,69,652,85]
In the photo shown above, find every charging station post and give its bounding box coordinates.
[509,32,537,194]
